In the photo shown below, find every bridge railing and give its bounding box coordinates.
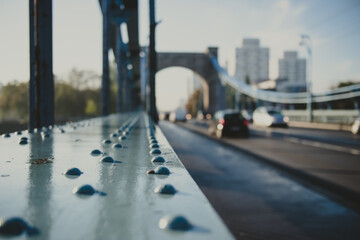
[211,57,360,104]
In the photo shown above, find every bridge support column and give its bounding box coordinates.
[29,0,54,129]
[115,28,124,113]
[101,0,110,116]
[148,0,158,122]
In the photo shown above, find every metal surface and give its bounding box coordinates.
[148,0,159,123]
[29,0,54,129]
[0,113,235,240]
[101,0,110,116]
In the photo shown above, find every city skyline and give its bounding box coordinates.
[0,0,360,111]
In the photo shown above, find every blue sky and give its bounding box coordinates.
[0,0,359,111]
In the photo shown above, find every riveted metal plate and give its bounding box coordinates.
[0,112,235,240]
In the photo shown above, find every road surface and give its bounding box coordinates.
[160,121,360,240]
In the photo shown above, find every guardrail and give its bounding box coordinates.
[0,112,235,240]
[282,110,359,124]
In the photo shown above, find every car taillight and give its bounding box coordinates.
[219,119,225,125]
[243,120,249,126]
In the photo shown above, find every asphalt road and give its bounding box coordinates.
[160,121,360,240]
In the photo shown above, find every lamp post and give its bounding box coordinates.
[300,34,313,122]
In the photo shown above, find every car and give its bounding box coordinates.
[159,112,170,120]
[253,107,288,127]
[351,118,360,135]
[169,109,187,122]
[208,109,249,138]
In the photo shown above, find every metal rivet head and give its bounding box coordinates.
[158,215,193,231]
[154,166,170,175]
[60,129,65,133]
[154,184,177,195]
[102,139,112,144]
[90,149,102,156]
[110,133,118,138]
[73,184,95,196]
[119,136,127,141]
[151,156,165,163]
[20,137,28,141]
[150,143,160,149]
[16,131,22,135]
[112,143,123,149]
[100,156,115,163]
[2,133,11,138]
[0,217,40,237]
[64,168,83,176]
[149,139,158,144]
[18,139,28,145]
[41,132,50,138]
[147,170,155,174]
[150,149,161,155]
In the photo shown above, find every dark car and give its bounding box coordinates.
[208,110,249,138]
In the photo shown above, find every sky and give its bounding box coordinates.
[0,0,360,111]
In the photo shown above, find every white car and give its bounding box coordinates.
[253,107,289,127]
[351,118,360,135]
[169,109,187,122]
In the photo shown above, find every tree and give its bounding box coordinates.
[0,81,28,121]
[186,89,201,117]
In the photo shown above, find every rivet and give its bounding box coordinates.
[149,139,158,144]
[151,156,165,163]
[112,143,123,149]
[27,129,34,134]
[18,139,28,145]
[41,132,50,138]
[150,149,161,155]
[158,215,193,231]
[119,136,127,141]
[16,131,22,135]
[90,149,102,156]
[100,156,115,163]
[154,184,177,195]
[147,170,155,174]
[110,133,118,138]
[154,166,170,175]
[2,133,11,138]
[20,137,28,141]
[64,168,83,176]
[60,129,65,133]
[102,139,112,144]
[73,184,95,196]
[0,217,40,237]
[122,131,129,136]
[150,143,159,149]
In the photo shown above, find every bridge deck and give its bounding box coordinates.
[0,112,234,240]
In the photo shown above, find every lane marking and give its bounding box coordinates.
[284,137,360,156]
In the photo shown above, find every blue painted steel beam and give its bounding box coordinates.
[101,0,111,116]
[148,0,159,123]
[29,0,54,129]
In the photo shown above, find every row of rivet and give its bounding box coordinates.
[145,116,193,231]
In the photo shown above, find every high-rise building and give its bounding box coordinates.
[277,51,306,92]
[234,38,269,84]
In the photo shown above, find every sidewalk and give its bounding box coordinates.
[177,120,360,213]
[288,121,352,131]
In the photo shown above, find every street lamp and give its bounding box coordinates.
[300,34,313,122]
